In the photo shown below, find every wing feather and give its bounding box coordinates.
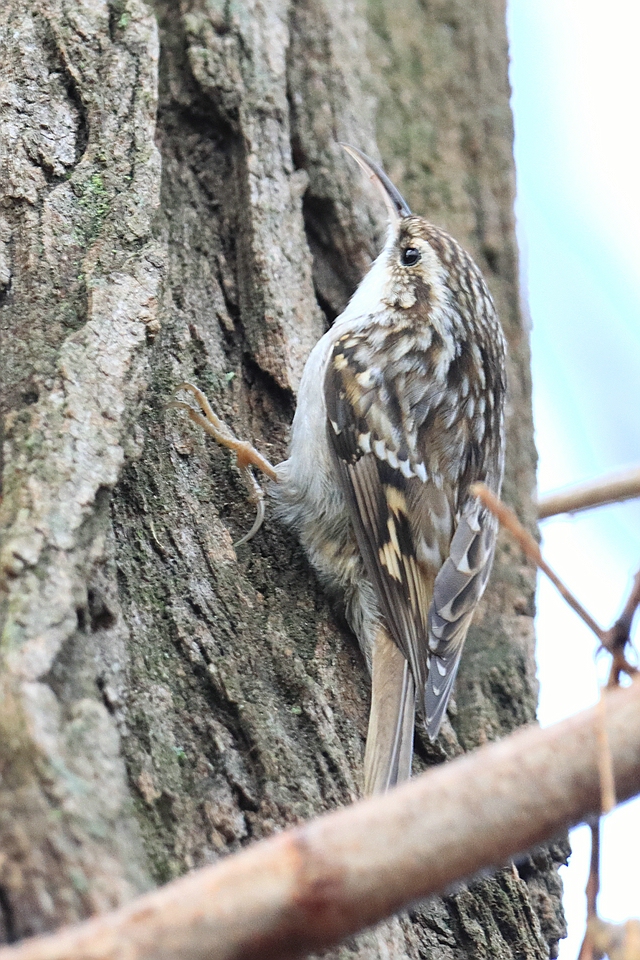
[425,501,497,736]
[325,322,502,740]
[325,337,445,701]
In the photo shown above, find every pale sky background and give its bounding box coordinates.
[507,1,640,956]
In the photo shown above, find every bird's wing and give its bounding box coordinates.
[325,327,501,739]
[424,497,498,737]
[324,331,455,699]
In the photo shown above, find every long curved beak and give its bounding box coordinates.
[340,143,412,222]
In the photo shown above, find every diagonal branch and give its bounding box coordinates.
[2,681,640,960]
[474,486,640,960]
[471,484,605,641]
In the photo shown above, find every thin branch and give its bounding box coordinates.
[474,488,640,960]
[472,488,640,960]
[471,484,605,641]
[578,819,602,960]
[473,485,639,687]
[586,819,601,919]
[2,681,640,960]
[579,578,640,959]
[603,570,640,683]
[538,467,640,520]
[595,694,617,814]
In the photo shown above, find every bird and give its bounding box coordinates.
[171,145,507,795]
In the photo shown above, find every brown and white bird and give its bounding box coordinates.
[172,146,507,795]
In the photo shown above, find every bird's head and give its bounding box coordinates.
[341,144,453,317]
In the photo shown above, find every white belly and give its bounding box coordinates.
[269,244,393,663]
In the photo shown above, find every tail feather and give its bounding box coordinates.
[364,627,415,795]
[424,648,463,741]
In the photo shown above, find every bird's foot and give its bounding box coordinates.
[168,382,277,545]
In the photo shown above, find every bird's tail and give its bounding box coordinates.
[364,626,415,795]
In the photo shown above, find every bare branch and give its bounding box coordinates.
[578,576,640,960]
[471,484,605,641]
[2,681,640,960]
[578,819,602,960]
[474,486,639,692]
[478,487,640,960]
[538,467,640,520]
[603,570,640,679]
[595,695,617,814]
[587,819,601,920]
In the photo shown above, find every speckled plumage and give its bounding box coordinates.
[274,167,506,792]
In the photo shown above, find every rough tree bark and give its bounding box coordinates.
[0,0,568,957]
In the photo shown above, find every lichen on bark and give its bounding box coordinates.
[0,0,567,956]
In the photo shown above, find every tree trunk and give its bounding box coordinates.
[0,0,568,956]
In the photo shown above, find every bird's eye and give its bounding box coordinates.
[400,247,421,267]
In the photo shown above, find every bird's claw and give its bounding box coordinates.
[234,498,266,547]
[168,381,277,545]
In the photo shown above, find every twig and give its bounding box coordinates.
[474,488,640,960]
[603,569,640,685]
[578,585,639,958]
[586,819,600,920]
[473,485,639,687]
[538,467,640,520]
[595,694,616,814]
[578,819,602,960]
[471,484,605,641]
[579,686,617,960]
[2,681,640,960]
[472,488,640,960]
[570,559,637,957]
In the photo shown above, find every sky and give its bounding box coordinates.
[507,1,640,956]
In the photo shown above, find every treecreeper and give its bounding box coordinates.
[171,146,507,795]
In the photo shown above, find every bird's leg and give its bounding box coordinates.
[169,382,278,545]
